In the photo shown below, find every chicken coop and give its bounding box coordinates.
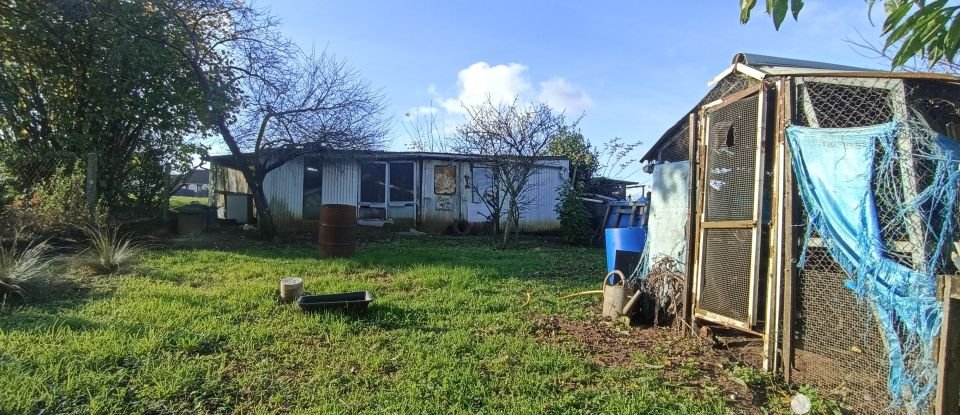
[641,53,960,414]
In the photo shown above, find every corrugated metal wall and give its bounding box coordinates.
[262,156,304,231]
[420,159,463,233]
[322,161,360,206]
[517,160,567,232]
[465,164,494,224]
[460,159,567,232]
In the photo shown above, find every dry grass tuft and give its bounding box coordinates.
[75,223,144,275]
[0,230,54,299]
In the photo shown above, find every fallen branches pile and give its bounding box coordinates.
[645,256,685,329]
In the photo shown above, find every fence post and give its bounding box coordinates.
[935,275,960,415]
[86,152,97,220]
[161,164,171,222]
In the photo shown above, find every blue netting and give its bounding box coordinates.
[787,121,960,411]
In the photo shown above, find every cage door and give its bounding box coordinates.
[693,86,767,330]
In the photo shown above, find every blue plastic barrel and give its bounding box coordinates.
[604,227,647,274]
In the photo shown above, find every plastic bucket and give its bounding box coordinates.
[604,227,647,273]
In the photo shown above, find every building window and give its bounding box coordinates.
[389,162,415,203]
[471,167,493,203]
[302,157,323,220]
[360,162,386,203]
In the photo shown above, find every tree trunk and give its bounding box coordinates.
[502,211,511,245]
[503,201,519,245]
[184,57,279,242]
[511,204,521,245]
[249,175,277,241]
[513,209,521,244]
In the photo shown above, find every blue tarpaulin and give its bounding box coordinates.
[787,121,960,410]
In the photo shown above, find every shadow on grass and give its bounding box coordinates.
[360,302,439,332]
[167,234,605,287]
[0,271,113,332]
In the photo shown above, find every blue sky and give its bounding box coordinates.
[265,0,886,186]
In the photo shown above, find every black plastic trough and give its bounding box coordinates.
[297,291,373,313]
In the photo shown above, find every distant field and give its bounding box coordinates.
[169,195,208,210]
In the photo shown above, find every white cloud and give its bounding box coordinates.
[538,77,593,114]
[433,61,593,120]
[440,62,533,113]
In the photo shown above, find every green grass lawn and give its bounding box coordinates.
[0,236,741,414]
[169,195,208,210]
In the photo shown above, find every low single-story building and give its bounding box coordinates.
[174,168,209,197]
[207,150,569,234]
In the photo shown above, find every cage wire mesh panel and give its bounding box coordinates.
[695,93,762,326]
[700,228,753,322]
[704,98,759,222]
[788,76,960,414]
[656,74,760,162]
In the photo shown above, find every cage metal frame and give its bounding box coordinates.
[691,83,769,332]
[682,70,960,414]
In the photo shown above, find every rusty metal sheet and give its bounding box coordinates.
[433,165,457,195]
[435,195,453,211]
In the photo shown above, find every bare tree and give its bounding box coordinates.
[99,1,388,239]
[403,102,450,153]
[231,49,388,237]
[454,97,569,244]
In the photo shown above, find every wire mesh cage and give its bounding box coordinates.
[788,76,960,414]
[654,74,760,163]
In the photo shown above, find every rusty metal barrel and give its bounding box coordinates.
[318,204,357,258]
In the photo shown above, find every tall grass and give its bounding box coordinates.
[76,223,144,275]
[0,232,54,298]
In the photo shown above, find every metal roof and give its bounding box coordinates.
[184,168,209,184]
[207,149,568,169]
[591,176,639,186]
[641,52,960,164]
[732,52,875,74]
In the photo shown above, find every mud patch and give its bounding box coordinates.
[531,314,780,412]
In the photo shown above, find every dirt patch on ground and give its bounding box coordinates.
[531,314,780,413]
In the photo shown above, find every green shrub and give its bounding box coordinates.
[76,222,143,275]
[0,233,54,299]
[5,164,87,233]
[555,182,592,245]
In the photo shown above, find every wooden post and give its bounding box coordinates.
[85,152,97,220]
[890,81,928,270]
[782,78,796,384]
[936,275,960,415]
[764,83,784,372]
[682,113,698,333]
[280,277,304,303]
[161,164,171,222]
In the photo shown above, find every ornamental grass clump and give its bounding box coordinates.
[0,232,54,299]
[76,223,143,275]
